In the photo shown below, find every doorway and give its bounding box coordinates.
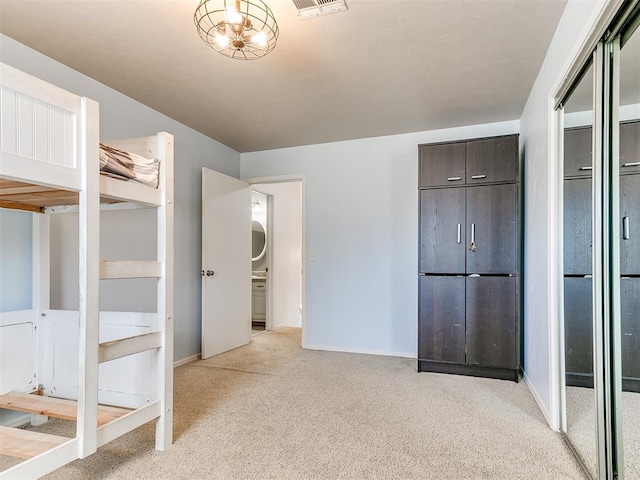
[248,176,305,347]
[251,190,268,334]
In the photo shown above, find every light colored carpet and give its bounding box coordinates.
[622,391,640,479]
[566,385,640,479]
[566,386,598,477]
[1,328,586,479]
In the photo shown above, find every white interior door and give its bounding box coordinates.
[201,168,251,359]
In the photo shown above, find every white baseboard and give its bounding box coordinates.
[174,353,200,368]
[304,344,416,359]
[523,371,552,426]
[2,413,31,428]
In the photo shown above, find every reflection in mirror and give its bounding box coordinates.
[563,63,597,476]
[618,22,640,479]
[252,220,266,261]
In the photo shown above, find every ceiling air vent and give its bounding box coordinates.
[292,0,348,18]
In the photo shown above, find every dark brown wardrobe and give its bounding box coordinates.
[418,134,522,381]
[564,120,640,392]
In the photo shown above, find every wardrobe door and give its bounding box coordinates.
[564,178,592,275]
[419,275,465,363]
[620,277,640,390]
[419,143,466,187]
[619,121,640,175]
[465,276,516,368]
[620,174,640,275]
[465,184,516,274]
[564,277,594,381]
[564,127,593,178]
[466,136,517,184]
[419,188,465,274]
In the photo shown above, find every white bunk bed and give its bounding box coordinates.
[0,62,174,479]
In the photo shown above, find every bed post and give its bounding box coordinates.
[155,132,174,450]
[76,96,100,458]
[31,213,49,427]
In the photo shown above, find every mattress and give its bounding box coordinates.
[99,143,160,189]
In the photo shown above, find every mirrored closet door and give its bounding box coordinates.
[615,18,640,479]
[561,2,640,479]
[562,62,597,478]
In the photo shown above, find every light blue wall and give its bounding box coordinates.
[0,34,241,361]
[0,210,32,312]
[242,121,519,357]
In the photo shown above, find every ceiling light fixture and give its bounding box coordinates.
[194,0,279,60]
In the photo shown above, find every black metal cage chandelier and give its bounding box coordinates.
[194,0,279,60]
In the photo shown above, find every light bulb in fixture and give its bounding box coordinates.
[251,31,268,47]
[215,33,230,47]
[225,6,243,25]
[252,201,262,213]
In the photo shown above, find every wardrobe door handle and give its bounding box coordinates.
[447,176,461,181]
[579,166,593,171]
[623,216,630,240]
[457,224,461,244]
[622,161,640,168]
[471,174,486,180]
[469,224,477,252]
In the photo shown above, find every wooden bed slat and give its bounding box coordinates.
[0,200,44,213]
[0,176,160,211]
[0,185,58,195]
[0,426,69,459]
[0,178,78,210]
[0,393,131,427]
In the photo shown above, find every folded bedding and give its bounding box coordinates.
[99,143,160,189]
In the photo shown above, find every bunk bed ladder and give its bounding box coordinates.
[76,131,174,459]
[92,132,174,452]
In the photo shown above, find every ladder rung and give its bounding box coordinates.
[0,426,69,459]
[99,331,162,363]
[100,260,162,279]
[97,400,162,447]
[0,393,130,426]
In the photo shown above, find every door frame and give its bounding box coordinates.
[244,174,307,348]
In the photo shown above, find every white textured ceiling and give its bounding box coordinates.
[0,0,568,153]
